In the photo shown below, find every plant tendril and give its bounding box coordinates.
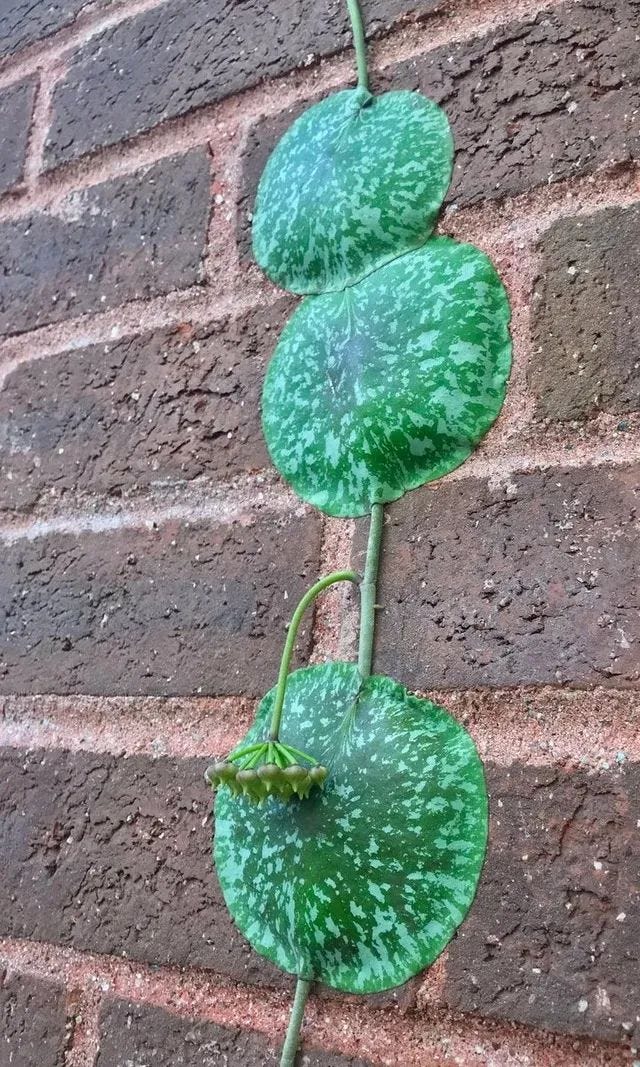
[357,502,384,678]
[346,0,369,91]
[280,978,311,1067]
[268,570,360,741]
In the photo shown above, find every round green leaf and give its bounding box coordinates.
[252,88,453,294]
[262,237,512,517]
[214,662,487,994]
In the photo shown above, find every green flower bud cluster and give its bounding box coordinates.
[205,740,328,805]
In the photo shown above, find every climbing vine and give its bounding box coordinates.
[206,2,512,1063]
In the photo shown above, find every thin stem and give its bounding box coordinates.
[279,978,311,1067]
[269,570,360,741]
[357,503,384,678]
[346,0,369,91]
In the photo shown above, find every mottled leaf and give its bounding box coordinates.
[214,662,487,993]
[262,237,512,517]
[252,88,453,294]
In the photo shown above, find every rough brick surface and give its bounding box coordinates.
[389,0,640,206]
[353,465,639,690]
[0,747,284,984]
[446,761,640,1044]
[0,79,37,195]
[0,297,295,513]
[531,204,640,421]
[97,998,372,1066]
[44,0,441,167]
[0,0,94,60]
[238,0,640,254]
[0,969,68,1066]
[0,149,210,337]
[0,511,322,696]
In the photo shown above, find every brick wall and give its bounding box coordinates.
[0,0,638,1063]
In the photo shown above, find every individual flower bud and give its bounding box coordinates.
[282,764,307,784]
[308,765,328,785]
[257,763,280,780]
[257,763,280,793]
[295,774,313,799]
[205,761,236,787]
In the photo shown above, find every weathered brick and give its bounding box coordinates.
[238,0,640,255]
[0,744,406,1007]
[353,465,639,690]
[0,511,322,697]
[0,149,210,338]
[0,297,295,514]
[97,998,371,1066]
[3,747,637,1045]
[44,0,441,167]
[0,969,69,1066]
[0,0,96,60]
[446,761,640,1045]
[531,204,640,421]
[0,746,284,985]
[0,78,37,195]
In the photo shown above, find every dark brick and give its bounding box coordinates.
[353,465,639,690]
[97,998,371,1066]
[446,761,640,1044]
[0,970,68,1067]
[0,78,37,195]
[0,297,295,514]
[0,0,96,60]
[238,0,640,254]
[0,510,322,696]
[389,0,640,206]
[0,149,210,338]
[44,0,441,167]
[531,204,640,421]
[0,746,284,984]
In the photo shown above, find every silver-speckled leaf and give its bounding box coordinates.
[214,662,488,993]
[262,237,512,517]
[252,88,453,294]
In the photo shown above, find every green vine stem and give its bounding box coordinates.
[357,502,384,678]
[280,978,311,1066]
[268,570,360,741]
[346,0,369,91]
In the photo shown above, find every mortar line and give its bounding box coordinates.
[2,685,639,765]
[1,433,639,546]
[309,514,358,665]
[0,936,627,1067]
[0,0,567,95]
[0,0,181,86]
[0,282,285,385]
[0,473,303,544]
[0,160,637,376]
[63,985,102,1067]
[0,0,581,219]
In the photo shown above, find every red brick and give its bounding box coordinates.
[44,0,441,167]
[0,969,70,1066]
[3,747,637,1046]
[353,465,639,690]
[531,203,640,421]
[0,746,284,986]
[0,78,37,195]
[0,511,323,697]
[0,0,103,60]
[0,298,295,514]
[0,150,210,337]
[238,0,640,255]
[445,761,640,1045]
[97,998,371,1066]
